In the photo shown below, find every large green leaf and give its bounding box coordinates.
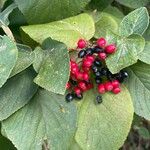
[15,0,90,24]
[125,61,150,120]
[138,41,150,65]
[2,89,77,150]
[0,35,18,87]
[106,33,145,74]
[21,13,95,48]
[34,38,70,95]
[10,44,35,77]
[94,7,124,38]
[116,0,150,9]
[75,86,134,150]
[119,7,149,37]
[0,68,38,121]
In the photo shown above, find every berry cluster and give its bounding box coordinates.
[65,38,128,104]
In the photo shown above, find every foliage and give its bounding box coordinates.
[0,0,150,150]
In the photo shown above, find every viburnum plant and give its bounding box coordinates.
[0,0,150,150]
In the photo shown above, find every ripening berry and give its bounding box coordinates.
[105,44,116,54]
[77,39,86,49]
[86,83,93,90]
[82,65,90,72]
[74,87,82,95]
[82,72,89,81]
[78,81,87,91]
[112,80,120,88]
[75,71,83,80]
[97,38,107,47]
[83,59,93,68]
[98,52,107,60]
[104,82,113,91]
[71,66,79,74]
[70,60,77,68]
[66,82,71,89]
[98,84,106,94]
[112,87,121,94]
[86,55,95,62]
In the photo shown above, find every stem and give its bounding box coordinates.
[1,25,15,41]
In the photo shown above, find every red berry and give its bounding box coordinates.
[78,82,87,91]
[98,52,107,60]
[74,87,82,95]
[83,59,93,68]
[105,82,113,91]
[71,66,79,74]
[77,39,86,49]
[112,80,120,88]
[70,60,77,67]
[75,71,83,80]
[82,72,89,81]
[86,55,95,62]
[82,65,90,72]
[97,38,107,47]
[112,87,121,94]
[105,44,116,54]
[87,83,93,90]
[98,84,105,94]
[66,82,71,89]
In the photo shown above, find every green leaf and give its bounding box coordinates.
[119,7,149,37]
[106,33,145,74]
[33,47,45,72]
[15,0,90,24]
[125,61,150,120]
[87,0,113,11]
[75,86,134,150]
[34,38,70,95]
[143,24,150,41]
[0,68,38,121]
[94,7,124,38]
[0,35,18,87]
[0,3,17,26]
[116,0,150,9]
[138,41,150,65]
[21,13,95,48]
[2,89,77,150]
[10,44,35,77]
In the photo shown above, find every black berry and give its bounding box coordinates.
[94,46,104,53]
[75,93,83,100]
[92,65,99,73]
[95,77,102,84]
[107,71,114,81]
[95,71,101,77]
[86,48,93,56]
[78,50,86,58]
[121,70,129,78]
[94,59,102,67]
[65,93,74,102]
[100,68,109,76]
[96,95,103,104]
[115,73,124,83]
